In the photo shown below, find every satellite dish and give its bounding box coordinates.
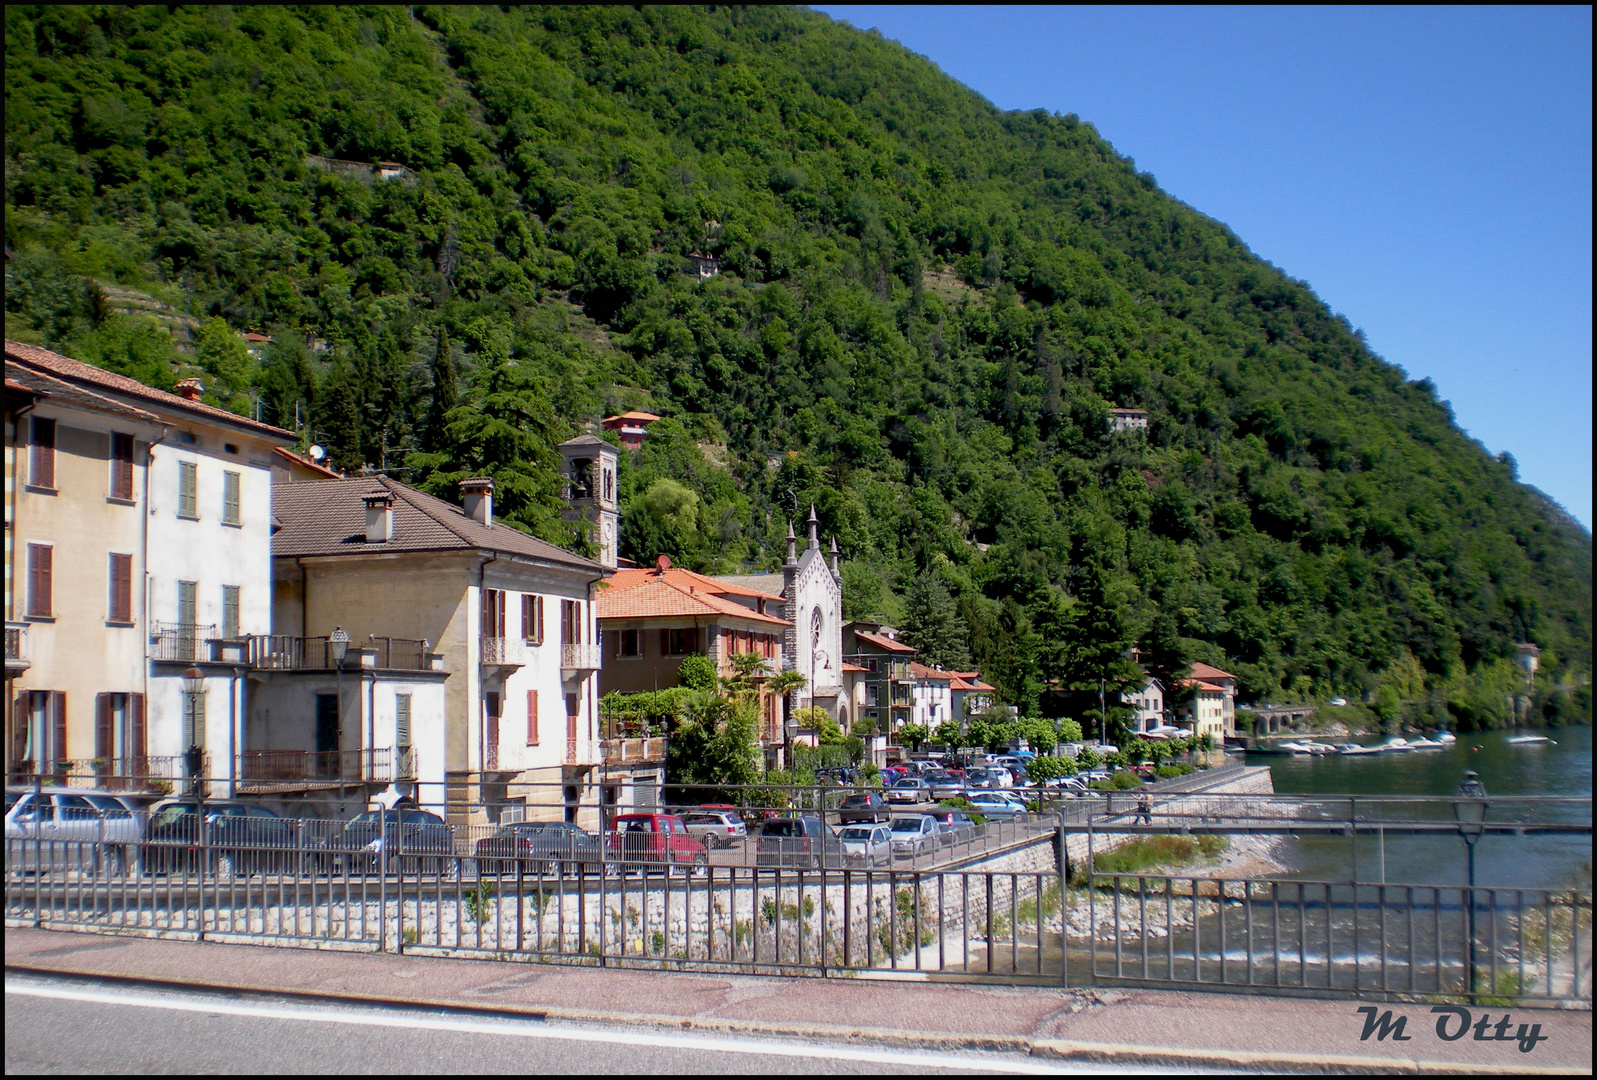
[308,445,326,461]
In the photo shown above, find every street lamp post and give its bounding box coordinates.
[1452,770,1489,999]
[330,627,350,779]
[181,666,206,795]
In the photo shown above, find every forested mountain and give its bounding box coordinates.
[6,5,1590,730]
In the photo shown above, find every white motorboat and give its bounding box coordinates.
[1338,743,1384,756]
[1505,733,1557,746]
[1377,737,1415,752]
[1406,737,1446,750]
[1279,741,1317,755]
[1436,732,1457,745]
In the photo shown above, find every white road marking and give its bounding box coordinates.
[5,978,1097,1074]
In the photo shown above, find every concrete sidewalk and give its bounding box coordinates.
[5,926,1588,1074]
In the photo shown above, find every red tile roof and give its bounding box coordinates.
[1188,662,1236,681]
[606,565,784,602]
[6,362,161,423]
[272,446,341,478]
[911,662,952,682]
[597,574,789,625]
[853,630,915,654]
[602,411,661,424]
[6,339,293,441]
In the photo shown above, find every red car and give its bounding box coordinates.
[609,813,708,874]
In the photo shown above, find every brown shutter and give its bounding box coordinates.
[129,694,146,771]
[30,418,55,488]
[109,553,133,623]
[96,694,113,762]
[527,690,539,745]
[49,691,67,770]
[28,545,53,617]
[660,629,671,656]
[521,594,532,640]
[111,433,135,499]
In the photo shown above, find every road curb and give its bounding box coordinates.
[6,959,1576,1075]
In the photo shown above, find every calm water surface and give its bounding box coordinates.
[1247,726,1592,889]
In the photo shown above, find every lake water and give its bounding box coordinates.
[1246,726,1592,889]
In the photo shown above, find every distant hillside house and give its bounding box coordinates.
[1109,407,1149,433]
[375,162,407,181]
[241,332,272,360]
[599,411,660,450]
[1175,662,1237,742]
[685,252,720,281]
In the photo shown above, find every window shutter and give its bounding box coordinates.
[527,690,539,745]
[222,471,241,525]
[178,461,198,518]
[49,691,67,770]
[28,545,52,617]
[109,553,132,623]
[395,694,412,748]
[110,433,135,499]
[660,629,670,656]
[536,597,544,643]
[30,417,55,488]
[96,694,112,762]
[130,695,146,768]
[222,585,241,638]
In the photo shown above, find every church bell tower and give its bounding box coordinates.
[557,434,619,569]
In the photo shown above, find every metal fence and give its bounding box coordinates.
[6,796,1590,1005]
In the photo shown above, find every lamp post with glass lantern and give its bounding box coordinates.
[1452,770,1489,998]
[330,627,349,779]
[181,666,206,795]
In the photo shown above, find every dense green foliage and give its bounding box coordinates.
[6,5,1589,729]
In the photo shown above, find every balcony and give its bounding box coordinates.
[481,636,527,668]
[23,755,198,792]
[889,661,914,683]
[560,642,601,674]
[601,736,667,765]
[5,622,28,673]
[248,635,434,671]
[236,748,392,793]
[150,622,220,662]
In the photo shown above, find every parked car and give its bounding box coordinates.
[887,814,940,858]
[836,824,892,868]
[923,772,964,801]
[965,792,1027,817]
[316,808,456,875]
[474,821,602,874]
[755,814,839,869]
[142,798,295,878]
[679,809,747,849]
[837,792,889,824]
[962,766,1012,790]
[5,787,145,874]
[610,813,708,874]
[885,777,931,804]
[922,808,978,840]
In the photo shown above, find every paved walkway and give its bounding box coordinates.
[5,926,1588,1073]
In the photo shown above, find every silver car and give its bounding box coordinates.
[5,788,145,874]
[837,824,892,868]
[679,810,747,849]
[888,814,939,858]
[885,777,931,804]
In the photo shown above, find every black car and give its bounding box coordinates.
[756,815,841,869]
[837,792,889,824]
[142,799,295,878]
[474,821,603,874]
[319,808,456,875]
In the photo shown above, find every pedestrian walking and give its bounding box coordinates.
[1135,792,1153,825]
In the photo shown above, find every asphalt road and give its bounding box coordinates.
[4,972,1189,1075]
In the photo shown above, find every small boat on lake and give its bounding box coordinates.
[1377,737,1416,753]
[1338,742,1385,756]
[1279,741,1316,755]
[1505,733,1557,746]
[1406,737,1446,750]
[1436,731,1457,745]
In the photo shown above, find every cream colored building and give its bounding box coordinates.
[267,475,609,825]
[5,340,292,792]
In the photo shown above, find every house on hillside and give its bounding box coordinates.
[1109,407,1149,433]
[1174,661,1237,743]
[599,412,660,450]
[5,340,294,794]
[265,475,610,825]
[947,671,997,721]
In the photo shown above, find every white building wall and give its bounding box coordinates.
[789,553,843,713]
[913,680,952,728]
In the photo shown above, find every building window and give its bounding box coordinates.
[221,585,241,639]
[110,433,135,500]
[27,544,53,618]
[663,627,697,656]
[27,691,68,773]
[481,588,506,638]
[619,629,642,657]
[526,689,540,745]
[521,593,544,644]
[29,417,56,489]
[95,693,146,774]
[222,470,241,526]
[395,694,412,749]
[560,599,582,645]
[177,461,198,519]
[108,553,133,624]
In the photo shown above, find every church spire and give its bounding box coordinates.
[829,535,841,577]
[807,504,819,549]
[784,520,798,567]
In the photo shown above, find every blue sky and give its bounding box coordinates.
[814,6,1593,529]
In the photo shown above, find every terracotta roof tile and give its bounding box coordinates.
[272,475,604,571]
[5,364,161,422]
[853,630,916,654]
[911,662,952,681]
[6,339,294,441]
[597,575,789,625]
[272,446,341,478]
[1188,662,1237,681]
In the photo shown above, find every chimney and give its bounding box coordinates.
[175,378,203,401]
[461,477,494,527]
[363,492,394,543]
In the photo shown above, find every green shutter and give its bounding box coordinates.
[178,462,198,519]
[222,585,241,639]
[395,694,412,748]
[222,471,240,525]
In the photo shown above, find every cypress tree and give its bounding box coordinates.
[424,326,456,453]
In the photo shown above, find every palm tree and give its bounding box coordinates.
[766,669,808,766]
